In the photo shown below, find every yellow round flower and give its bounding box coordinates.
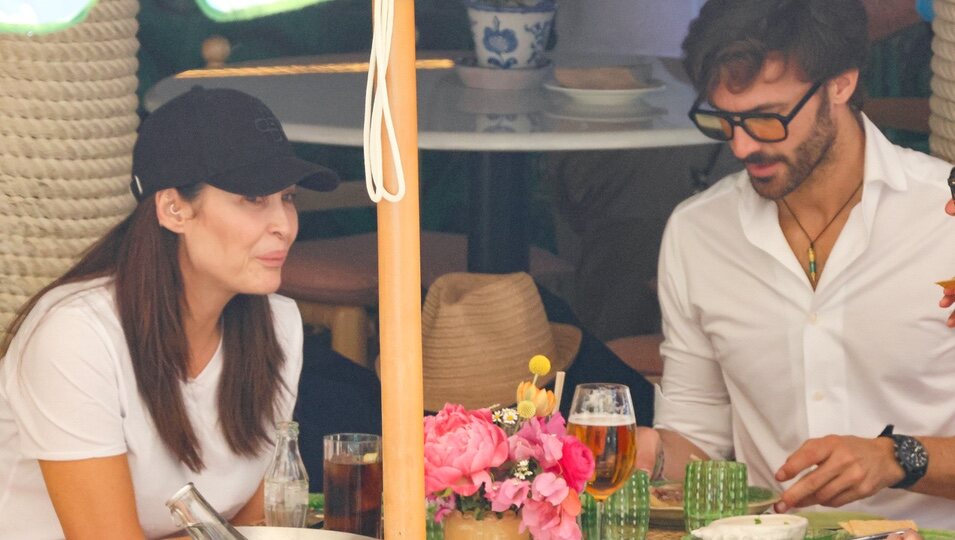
[517,400,537,419]
[528,354,551,376]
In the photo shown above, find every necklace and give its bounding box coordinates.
[780,179,863,286]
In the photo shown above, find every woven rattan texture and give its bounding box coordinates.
[0,0,138,339]
[931,0,955,162]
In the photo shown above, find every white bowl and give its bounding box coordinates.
[455,57,552,90]
[235,526,376,540]
[690,514,809,540]
[543,79,665,108]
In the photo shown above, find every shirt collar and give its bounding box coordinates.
[734,112,899,286]
[860,112,908,192]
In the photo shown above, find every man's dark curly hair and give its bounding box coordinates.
[682,0,868,107]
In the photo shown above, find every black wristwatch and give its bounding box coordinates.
[878,424,929,489]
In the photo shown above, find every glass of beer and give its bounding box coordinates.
[566,383,638,540]
[323,433,383,538]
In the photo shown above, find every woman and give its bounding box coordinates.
[0,86,339,539]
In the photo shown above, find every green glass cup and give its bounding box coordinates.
[581,470,650,540]
[683,460,748,532]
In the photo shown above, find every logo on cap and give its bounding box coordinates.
[255,117,285,142]
[253,103,285,143]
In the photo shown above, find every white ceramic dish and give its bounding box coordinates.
[690,514,808,540]
[235,526,375,540]
[545,102,665,124]
[543,79,665,107]
[454,57,552,90]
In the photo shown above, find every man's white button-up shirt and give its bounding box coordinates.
[655,115,955,526]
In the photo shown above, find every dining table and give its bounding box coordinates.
[144,50,713,273]
[236,526,375,539]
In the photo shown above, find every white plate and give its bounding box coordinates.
[455,57,552,90]
[546,102,665,124]
[543,79,665,107]
[235,526,376,540]
[648,483,780,529]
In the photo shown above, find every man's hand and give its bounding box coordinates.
[892,530,924,540]
[774,435,903,512]
[939,288,955,328]
[636,427,662,477]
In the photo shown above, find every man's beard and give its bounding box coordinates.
[745,96,837,201]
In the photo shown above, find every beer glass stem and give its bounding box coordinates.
[580,497,606,540]
[594,500,604,540]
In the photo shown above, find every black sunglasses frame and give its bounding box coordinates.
[688,81,825,143]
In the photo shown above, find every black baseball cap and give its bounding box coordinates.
[131,86,339,202]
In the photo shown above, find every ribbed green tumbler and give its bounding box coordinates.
[683,461,748,532]
[581,470,650,540]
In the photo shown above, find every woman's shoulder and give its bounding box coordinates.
[25,277,118,328]
[266,293,304,346]
[4,277,122,369]
[267,293,301,323]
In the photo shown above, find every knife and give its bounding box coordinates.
[850,529,912,540]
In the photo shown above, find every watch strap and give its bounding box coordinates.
[877,425,928,489]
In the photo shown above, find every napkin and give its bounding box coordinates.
[840,520,918,536]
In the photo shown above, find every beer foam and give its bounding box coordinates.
[567,413,635,426]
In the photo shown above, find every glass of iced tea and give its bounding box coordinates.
[323,433,383,538]
[566,383,638,540]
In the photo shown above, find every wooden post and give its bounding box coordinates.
[377,1,424,538]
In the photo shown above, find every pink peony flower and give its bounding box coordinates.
[557,435,595,493]
[542,412,568,436]
[509,416,565,469]
[521,493,582,540]
[486,478,531,512]
[424,403,509,496]
[427,493,457,523]
[531,472,569,506]
[424,404,588,540]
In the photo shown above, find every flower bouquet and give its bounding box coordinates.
[424,355,596,540]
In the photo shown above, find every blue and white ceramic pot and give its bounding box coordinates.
[464,0,557,69]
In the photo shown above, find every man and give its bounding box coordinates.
[544,0,933,341]
[635,0,955,526]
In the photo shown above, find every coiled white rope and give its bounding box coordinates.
[0,0,138,340]
[931,0,955,161]
[362,0,407,203]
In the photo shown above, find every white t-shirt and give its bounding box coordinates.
[654,115,955,527]
[553,0,707,59]
[0,277,303,539]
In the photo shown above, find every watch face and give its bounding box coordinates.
[898,436,929,469]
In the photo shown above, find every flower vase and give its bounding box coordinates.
[464,0,557,70]
[443,511,529,540]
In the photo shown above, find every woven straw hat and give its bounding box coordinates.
[421,272,582,412]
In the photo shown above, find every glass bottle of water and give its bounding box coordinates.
[166,482,248,540]
[264,420,310,527]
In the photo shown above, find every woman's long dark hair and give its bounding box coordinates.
[2,186,286,472]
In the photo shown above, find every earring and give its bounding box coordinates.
[168,204,181,216]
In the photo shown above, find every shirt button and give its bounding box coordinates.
[808,313,818,324]
[812,391,825,401]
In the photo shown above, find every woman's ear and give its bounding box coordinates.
[155,189,191,233]
[829,68,860,106]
